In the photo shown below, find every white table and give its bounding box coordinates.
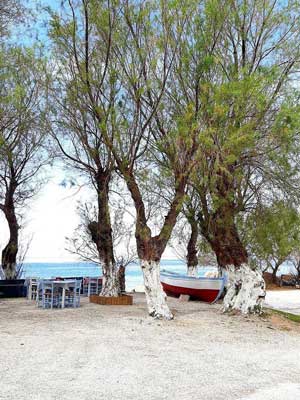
[42,280,77,308]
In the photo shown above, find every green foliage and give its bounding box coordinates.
[174,0,300,238]
[246,201,300,269]
[48,0,300,264]
[0,45,47,154]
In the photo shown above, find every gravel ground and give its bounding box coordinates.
[0,294,300,400]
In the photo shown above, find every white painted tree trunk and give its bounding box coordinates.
[100,262,120,297]
[3,263,17,280]
[0,265,5,279]
[222,264,266,314]
[187,265,198,277]
[141,259,173,320]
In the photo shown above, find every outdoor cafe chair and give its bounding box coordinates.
[36,280,60,309]
[82,277,102,296]
[63,279,82,308]
[26,278,38,300]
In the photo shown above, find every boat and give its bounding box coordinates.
[160,270,225,303]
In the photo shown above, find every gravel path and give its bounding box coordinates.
[0,294,300,400]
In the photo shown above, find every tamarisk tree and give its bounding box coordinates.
[0,47,47,279]
[51,0,201,319]
[118,0,300,313]
[246,201,300,283]
[49,0,123,296]
[66,198,137,269]
[166,0,300,313]
[99,1,200,319]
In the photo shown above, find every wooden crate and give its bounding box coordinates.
[89,294,133,305]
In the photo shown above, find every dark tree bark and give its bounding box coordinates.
[125,170,187,262]
[88,170,120,296]
[1,181,19,279]
[207,205,248,268]
[198,171,266,314]
[118,265,126,294]
[271,262,282,284]
[186,219,198,276]
[2,211,19,279]
[199,169,248,269]
[200,202,265,313]
[272,268,277,284]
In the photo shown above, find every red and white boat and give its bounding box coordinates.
[160,270,225,303]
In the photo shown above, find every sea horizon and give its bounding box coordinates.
[20,259,192,291]
[20,259,296,291]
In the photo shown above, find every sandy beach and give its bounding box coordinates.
[1,294,300,400]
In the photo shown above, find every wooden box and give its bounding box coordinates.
[89,294,133,305]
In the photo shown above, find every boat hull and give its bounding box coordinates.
[160,272,225,303]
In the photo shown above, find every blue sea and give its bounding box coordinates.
[20,260,295,291]
[21,260,216,291]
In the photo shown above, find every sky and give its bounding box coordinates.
[0,167,86,262]
[0,167,176,262]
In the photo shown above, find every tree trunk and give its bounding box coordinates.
[141,259,173,320]
[296,261,300,283]
[122,167,188,319]
[118,265,126,294]
[2,207,19,280]
[101,262,119,296]
[272,264,280,284]
[203,205,266,314]
[88,171,120,297]
[134,229,174,319]
[222,264,266,314]
[186,219,198,277]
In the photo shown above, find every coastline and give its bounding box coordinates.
[20,260,217,292]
